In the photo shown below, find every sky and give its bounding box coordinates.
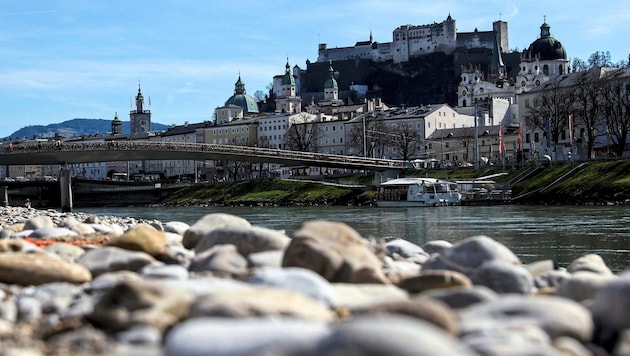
[1,0,629,138]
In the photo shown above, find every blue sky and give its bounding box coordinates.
[1,0,629,137]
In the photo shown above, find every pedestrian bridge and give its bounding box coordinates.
[0,141,406,172]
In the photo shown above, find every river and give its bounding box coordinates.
[78,205,630,272]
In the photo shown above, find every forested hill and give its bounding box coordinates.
[4,119,170,140]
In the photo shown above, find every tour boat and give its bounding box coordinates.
[376,177,461,207]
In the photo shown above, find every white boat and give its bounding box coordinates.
[376,177,461,207]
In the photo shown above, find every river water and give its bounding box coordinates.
[79,205,630,272]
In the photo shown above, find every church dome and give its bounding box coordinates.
[324,62,338,89]
[224,75,259,114]
[526,21,566,60]
[281,59,295,86]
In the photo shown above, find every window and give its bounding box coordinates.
[534,133,539,143]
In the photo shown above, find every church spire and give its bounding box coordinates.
[135,81,144,112]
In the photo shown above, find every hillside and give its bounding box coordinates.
[4,118,170,140]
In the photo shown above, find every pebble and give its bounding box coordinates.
[0,205,628,354]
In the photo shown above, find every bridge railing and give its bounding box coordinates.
[1,141,407,169]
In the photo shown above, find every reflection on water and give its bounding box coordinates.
[79,205,630,272]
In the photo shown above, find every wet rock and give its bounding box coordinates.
[182,213,251,249]
[282,220,389,284]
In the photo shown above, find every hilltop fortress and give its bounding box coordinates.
[317,14,508,64]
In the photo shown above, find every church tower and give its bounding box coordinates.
[130,83,151,135]
[111,112,122,135]
[275,59,302,113]
[323,61,339,101]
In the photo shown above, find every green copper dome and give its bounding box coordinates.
[324,62,338,89]
[224,74,259,114]
[281,59,295,86]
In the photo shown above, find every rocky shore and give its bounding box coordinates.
[0,206,628,355]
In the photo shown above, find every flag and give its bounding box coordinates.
[568,114,573,146]
[517,123,523,151]
[499,125,505,155]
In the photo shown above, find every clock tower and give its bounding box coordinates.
[130,83,151,135]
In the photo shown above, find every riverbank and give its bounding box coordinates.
[156,159,630,207]
[0,206,628,354]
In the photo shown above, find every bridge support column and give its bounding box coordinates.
[59,165,73,212]
[1,186,7,207]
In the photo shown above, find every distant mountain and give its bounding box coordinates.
[4,118,171,140]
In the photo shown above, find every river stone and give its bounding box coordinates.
[331,283,409,309]
[164,317,331,356]
[421,285,498,309]
[556,271,615,302]
[89,223,123,235]
[0,252,91,285]
[0,228,14,239]
[164,277,252,298]
[140,263,189,281]
[0,239,27,252]
[422,239,453,255]
[250,267,338,308]
[553,336,593,356]
[461,323,557,356]
[76,246,155,278]
[194,225,290,257]
[189,286,334,322]
[385,238,426,258]
[568,254,613,275]
[313,314,468,355]
[351,296,458,335]
[423,235,521,275]
[163,221,190,236]
[31,282,83,314]
[247,250,284,268]
[533,268,571,290]
[383,257,422,284]
[282,220,389,284]
[526,259,556,278]
[42,244,83,264]
[470,260,534,294]
[189,244,248,275]
[24,215,54,230]
[87,278,193,332]
[107,223,167,257]
[87,271,143,296]
[398,269,472,294]
[459,295,594,342]
[29,227,78,239]
[182,213,251,249]
[590,276,630,332]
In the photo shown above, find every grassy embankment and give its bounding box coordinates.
[159,159,630,206]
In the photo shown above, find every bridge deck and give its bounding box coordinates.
[0,141,406,171]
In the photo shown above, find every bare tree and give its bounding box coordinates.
[571,70,606,158]
[598,72,630,157]
[347,114,387,158]
[389,122,423,160]
[285,121,321,152]
[525,81,573,152]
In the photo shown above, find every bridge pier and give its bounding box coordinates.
[59,165,73,212]
[1,186,7,207]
